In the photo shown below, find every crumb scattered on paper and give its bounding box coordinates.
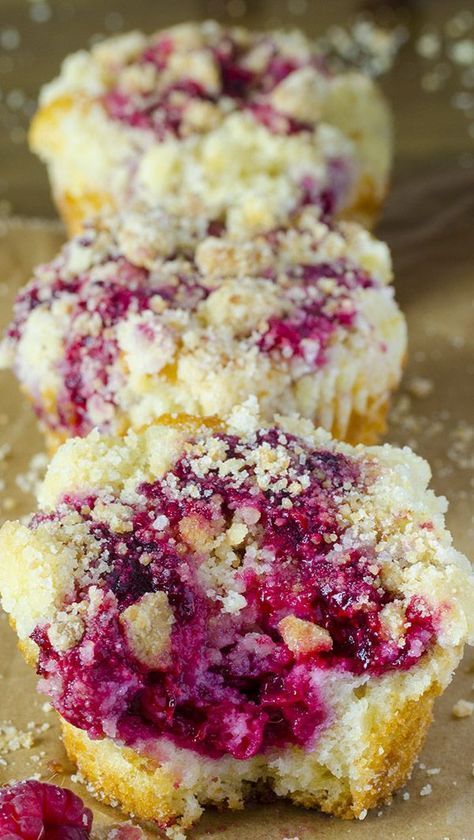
[407,377,433,399]
[0,722,34,755]
[15,451,48,495]
[452,699,474,718]
[0,719,50,760]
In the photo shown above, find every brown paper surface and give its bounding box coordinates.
[0,2,473,837]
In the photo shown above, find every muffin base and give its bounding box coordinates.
[61,682,437,830]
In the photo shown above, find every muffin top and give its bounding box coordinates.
[34,21,391,233]
[1,206,404,441]
[1,403,472,760]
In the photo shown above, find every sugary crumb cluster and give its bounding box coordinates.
[101,23,331,139]
[0,206,406,444]
[1,405,472,764]
[0,780,92,839]
[31,21,391,234]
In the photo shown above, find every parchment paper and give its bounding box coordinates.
[0,1,473,837]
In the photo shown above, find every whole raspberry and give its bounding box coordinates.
[0,780,93,839]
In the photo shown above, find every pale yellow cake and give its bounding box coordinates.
[29,21,392,235]
[0,403,472,837]
[0,206,406,450]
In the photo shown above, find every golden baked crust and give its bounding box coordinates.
[62,721,190,827]
[339,173,388,231]
[334,396,390,446]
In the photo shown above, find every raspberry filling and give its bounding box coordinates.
[5,225,379,440]
[0,780,92,840]
[103,33,324,139]
[30,432,437,762]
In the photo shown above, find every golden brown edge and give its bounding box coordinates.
[60,683,438,826]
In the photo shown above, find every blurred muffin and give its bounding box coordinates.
[0,405,472,835]
[0,206,406,451]
[30,21,392,235]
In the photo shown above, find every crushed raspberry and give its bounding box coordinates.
[141,35,174,69]
[32,590,142,739]
[102,31,324,139]
[104,80,210,139]
[259,263,373,364]
[248,102,311,135]
[215,38,256,98]
[30,431,438,762]
[0,780,92,840]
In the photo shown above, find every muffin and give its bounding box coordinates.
[0,404,472,836]
[29,21,392,235]
[0,206,406,451]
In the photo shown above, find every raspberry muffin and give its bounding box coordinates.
[0,206,406,452]
[30,21,392,235]
[0,404,472,835]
